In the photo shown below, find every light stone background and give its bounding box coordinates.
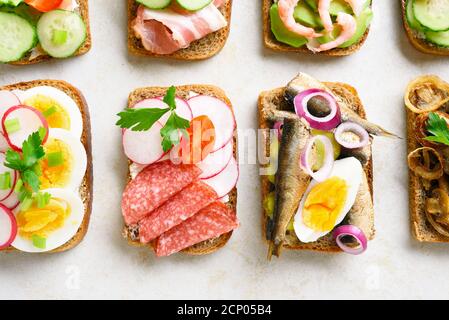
[0,0,448,300]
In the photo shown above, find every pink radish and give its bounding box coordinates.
[156,96,193,123]
[0,153,16,202]
[0,91,21,134]
[0,204,17,249]
[2,106,49,151]
[197,140,233,179]
[0,133,9,152]
[123,121,166,165]
[1,191,19,210]
[202,157,239,198]
[188,95,235,152]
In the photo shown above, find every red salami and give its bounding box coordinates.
[139,181,218,243]
[155,202,239,257]
[122,161,202,225]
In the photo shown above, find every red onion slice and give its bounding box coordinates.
[334,122,369,149]
[333,225,367,255]
[300,135,334,182]
[294,89,341,130]
[273,121,283,140]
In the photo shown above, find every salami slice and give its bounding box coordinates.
[139,181,218,243]
[155,202,239,257]
[122,160,202,225]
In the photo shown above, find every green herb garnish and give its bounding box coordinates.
[4,118,20,134]
[47,151,64,167]
[36,192,51,208]
[116,86,190,152]
[32,234,47,249]
[425,112,449,146]
[0,172,11,190]
[43,106,57,118]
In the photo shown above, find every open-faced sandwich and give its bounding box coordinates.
[259,73,397,258]
[0,80,92,253]
[406,75,449,242]
[0,0,90,65]
[402,0,449,56]
[117,85,238,257]
[128,0,232,60]
[263,0,373,56]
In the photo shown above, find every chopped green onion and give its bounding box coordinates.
[38,127,47,140]
[32,234,46,249]
[0,172,11,190]
[4,118,20,134]
[14,178,23,193]
[36,192,51,208]
[52,29,68,45]
[20,196,33,211]
[47,152,64,167]
[43,106,57,118]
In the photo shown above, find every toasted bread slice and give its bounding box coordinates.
[0,79,93,253]
[122,85,237,256]
[401,0,449,56]
[127,0,232,60]
[10,0,92,65]
[262,0,370,56]
[258,82,374,253]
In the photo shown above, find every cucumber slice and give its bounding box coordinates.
[413,0,449,31]
[0,12,36,63]
[406,0,424,31]
[294,1,323,28]
[270,4,307,48]
[136,0,171,9]
[176,0,212,11]
[37,10,86,58]
[426,30,449,47]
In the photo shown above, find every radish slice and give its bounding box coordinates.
[156,97,193,122]
[123,121,166,165]
[188,95,235,152]
[1,191,19,210]
[0,91,21,134]
[202,157,239,198]
[197,140,233,179]
[0,133,10,152]
[0,153,16,201]
[0,204,17,249]
[2,106,49,151]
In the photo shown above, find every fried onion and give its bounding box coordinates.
[425,189,449,237]
[405,75,449,114]
[408,147,444,180]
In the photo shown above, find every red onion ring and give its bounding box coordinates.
[294,89,341,130]
[273,121,283,140]
[333,225,367,255]
[334,122,369,149]
[300,135,334,182]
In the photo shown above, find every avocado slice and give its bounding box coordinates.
[304,0,351,15]
[270,4,307,48]
[293,1,323,28]
[339,7,373,48]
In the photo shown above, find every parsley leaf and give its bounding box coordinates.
[160,112,190,152]
[116,108,170,131]
[425,112,449,146]
[163,86,177,110]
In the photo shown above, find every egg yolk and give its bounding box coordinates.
[16,198,71,239]
[303,177,348,232]
[24,94,71,130]
[40,138,73,189]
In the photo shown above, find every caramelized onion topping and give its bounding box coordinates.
[405,75,449,114]
[408,147,444,180]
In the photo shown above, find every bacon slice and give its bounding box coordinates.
[133,3,228,55]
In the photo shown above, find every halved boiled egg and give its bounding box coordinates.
[40,128,87,190]
[293,157,363,243]
[14,86,83,139]
[11,188,84,253]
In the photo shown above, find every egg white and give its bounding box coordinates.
[11,188,85,253]
[45,128,87,191]
[14,86,83,139]
[293,157,363,243]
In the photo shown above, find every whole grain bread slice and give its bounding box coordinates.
[122,85,238,256]
[10,0,92,65]
[258,82,374,253]
[0,79,93,253]
[401,0,449,56]
[127,0,232,60]
[262,0,371,56]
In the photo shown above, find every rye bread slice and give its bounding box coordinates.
[258,82,374,253]
[0,79,93,253]
[400,0,449,56]
[122,85,238,256]
[262,0,371,56]
[127,0,232,60]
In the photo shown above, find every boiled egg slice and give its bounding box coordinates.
[14,86,83,139]
[40,128,87,191]
[293,157,363,243]
[11,188,84,253]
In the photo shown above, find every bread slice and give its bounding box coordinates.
[122,85,238,256]
[0,79,93,253]
[10,0,92,65]
[127,0,232,60]
[401,0,449,56]
[258,82,374,253]
[262,0,370,56]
